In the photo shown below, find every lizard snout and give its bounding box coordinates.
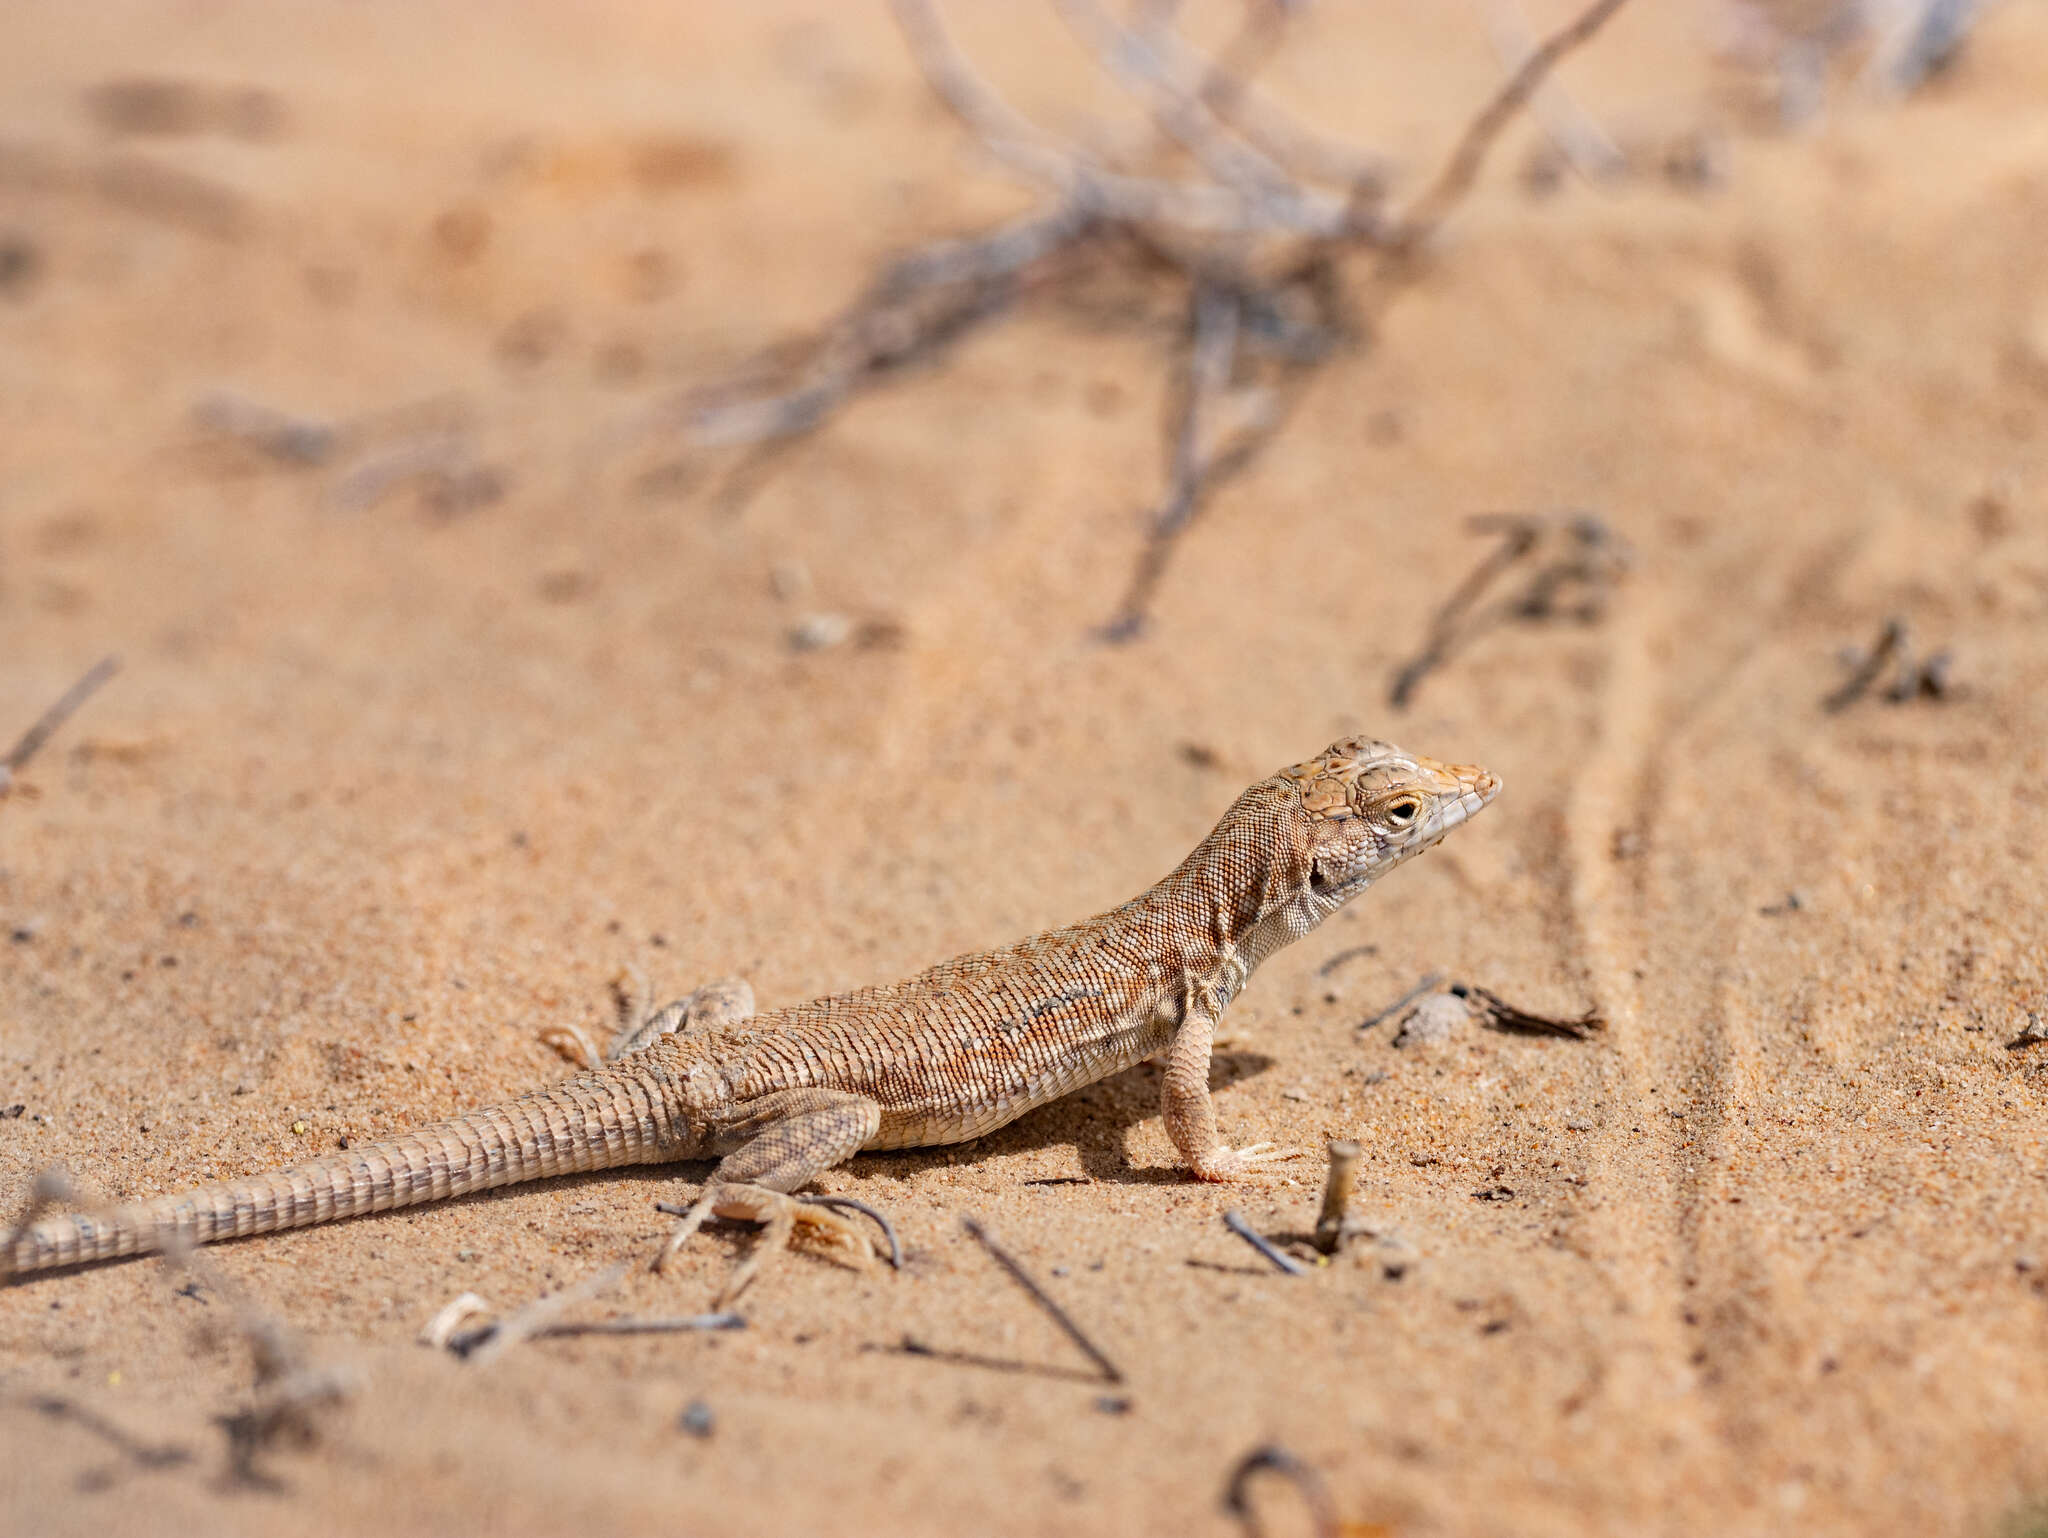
[1439,762,1501,807]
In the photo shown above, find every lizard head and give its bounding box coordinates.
[1279,736,1500,911]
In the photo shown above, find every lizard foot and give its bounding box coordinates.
[1190,1143,1305,1184]
[654,1180,879,1305]
[538,1022,605,1072]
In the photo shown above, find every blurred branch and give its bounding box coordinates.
[1390,0,1633,252]
[1477,0,1626,183]
[0,656,120,798]
[677,0,1637,637]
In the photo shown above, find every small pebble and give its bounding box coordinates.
[1394,992,1470,1048]
[1373,1232,1419,1281]
[679,1400,715,1439]
[789,612,853,651]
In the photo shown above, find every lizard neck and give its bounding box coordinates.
[1132,775,1318,1009]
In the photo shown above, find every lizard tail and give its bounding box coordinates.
[4,1059,698,1279]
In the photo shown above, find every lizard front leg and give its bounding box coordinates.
[656,1087,884,1304]
[1161,997,1301,1182]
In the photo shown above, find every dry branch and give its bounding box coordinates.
[1478,0,1627,185]
[681,0,1638,638]
[1388,0,1634,253]
[1143,0,1392,197]
[1389,513,1630,707]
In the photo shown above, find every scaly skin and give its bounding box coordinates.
[4,736,1498,1298]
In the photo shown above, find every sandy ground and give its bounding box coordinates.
[4,3,2048,1534]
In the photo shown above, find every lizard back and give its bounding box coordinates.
[676,775,1317,1148]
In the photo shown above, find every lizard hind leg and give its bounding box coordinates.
[653,1088,884,1304]
[609,976,755,1060]
[540,974,756,1069]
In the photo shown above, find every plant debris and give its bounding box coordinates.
[1389,512,1631,708]
[0,656,120,800]
[675,1,1638,640]
[1452,982,1605,1040]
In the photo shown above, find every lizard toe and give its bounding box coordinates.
[1191,1143,1307,1183]
[791,1206,875,1267]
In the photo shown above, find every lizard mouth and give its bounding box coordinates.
[1447,762,1501,809]
[1429,768,1498,840]
[1383,762,1500,872]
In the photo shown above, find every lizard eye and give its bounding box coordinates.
[1386,798,1421,826]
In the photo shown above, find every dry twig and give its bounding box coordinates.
[1221,1208,1308,1276]
[0,656,120,798]
[1316,943,1380,978]
[458,1261,629,1366]
[192,392,336,466]
[1478,0,1627,185]
[1357,971,1445,1031]
[154,1230,353,1488]
[962,1215,1124,1383]
[1824,615,1954,712]
[1823,614,1906,712]
[1389,512,1629,707]
[26,1395,193,1473]
[1454,981,1605,1040]
[419,1284,744,1353]
[1223,1443,1341,1538]
[1312,1141,1361,1257]
[1049,0,1349,229]
[1388,0,1634,253]
[1132,0,1391,198]
[519,1313,745,1339]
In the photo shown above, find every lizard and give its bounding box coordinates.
[2,735,1498,1302]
